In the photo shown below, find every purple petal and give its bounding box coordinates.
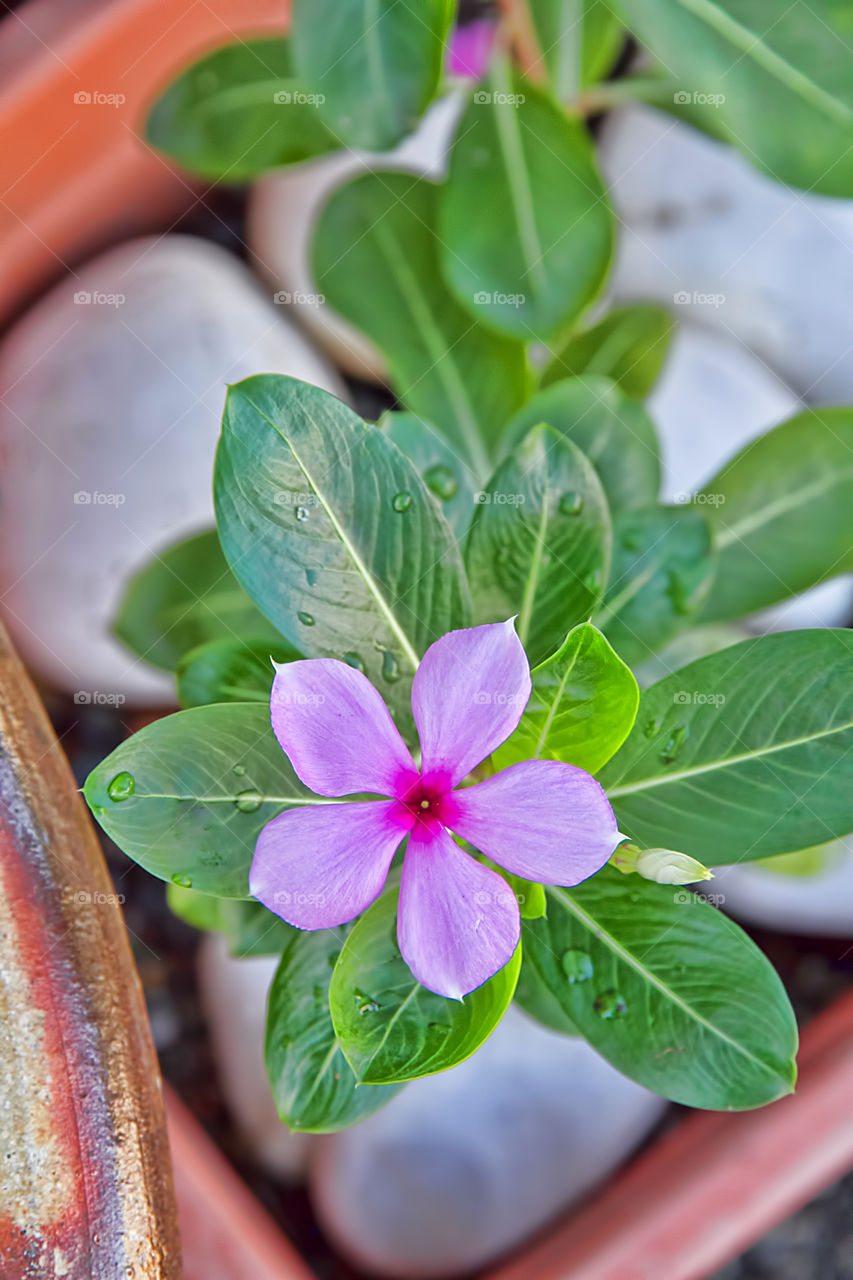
[250,800,412,929]
[397,823,520,1000]
[449,19,496,78]
[412,621,531,789]
[447,760,621,886]
[270,658,417,798]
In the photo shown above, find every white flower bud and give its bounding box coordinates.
[635,848,713,885]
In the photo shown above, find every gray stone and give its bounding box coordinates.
[310,1005,665,1278]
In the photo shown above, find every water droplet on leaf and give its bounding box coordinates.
[296,506,310,522]
[306,568,319,586]
[234,789,262,813]
[559,491,583,516]
[170,874,192,888]
[666,570,692,617]
[584,567,603,594]
[233,764,246,776]
[343,652,365,673]
[423,464,458,502]
[643,717,662,739]
[107,771,135,802]
[354,988,379,1015]
[561,950,593,983]
[381,650,400,683]
[659,725,688,765]
[594,990,627,1019]
[297,611,315,626]
[392,491,412,513]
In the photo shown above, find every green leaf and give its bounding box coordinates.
[465,424,612,667]
[291,0,452,150]
[439,64,613,339]
[495,621,638,773]
[214,375,471,714]
[176,636,297,708]
[166,882,224,932]
[83,702,317,897]
[542,305,674,398]
[329,888,521,1084]
[528,0,625,96]
[266,929,401,1132]
[698,409,853,622]
[504,376,661,512]
[114,530,280,672]
[616,0,853,196]
[145,38,335,181]
[513,956,579,1036]
[313,171,531,477]
[597,505,716,665]
[600,630,853,864]
[379,410,477,540]
[486,861,548,920]
[523,869,798,1109]
[219,899,296,958]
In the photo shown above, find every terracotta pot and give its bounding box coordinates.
[4,3,853,1278]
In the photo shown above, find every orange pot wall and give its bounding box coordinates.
[0,0,289,328]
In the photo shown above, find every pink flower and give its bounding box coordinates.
[251,622,622,999]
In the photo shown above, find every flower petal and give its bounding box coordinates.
[250,800,412,930]
[411,621,531,788]
[397,824,520,1000]
[448,759,621,885]
[271,659,417,798]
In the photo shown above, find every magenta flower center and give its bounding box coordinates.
[397,774,456,833]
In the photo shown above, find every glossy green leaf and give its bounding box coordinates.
[314,172,530,476]
[166,882,224,932]
[379,411,477,539]
[513,956,578,1036]
[330,889,521,1084]
[597,505,716,665]
[617,0,853,196]
[698,409,853,622]
[486,862,548,920]
[214,376,470,713]
[114,530,280,672]
[266,929,401,1132]
[504,376,661,512]
[528,0,625,96]
[145,38,335,181]
[439,65,613,339]
[176,636,297,708]
[495,622,638,773]
[542,305,674,398]
[465,424,612,667]
[601,630,853,864]
[291,0,452,150]
[84,703,317,897]
[523,869,798,1109]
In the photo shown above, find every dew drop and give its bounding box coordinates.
[559,491,584,516]
[584,567,603,594]
[233,764,246,777]
[354,988,379,1015]
[666,570,692,617]
[234,789,263,813]
[297,610,315,626]
[107,771,135,802]
[594,990,627,1019]
[643,716,663,739]
[428,1021,451,1038]
[659,724,688,765]
[423,463,458,502]
[343,652,366,673]
[296,506,310,522]
[305,568,319,587]
[170,874,192,889]
[561,949,593,984]
[381,650,401,683]
[392,490,412,513]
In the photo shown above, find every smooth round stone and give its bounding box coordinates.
[310,1005,665,1278]
[716,839,853,937]
[648,323,853,630]
[598,103,853,405]
[0,235,346,703]
[247,93,463,382]
[197,932,314,1179]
